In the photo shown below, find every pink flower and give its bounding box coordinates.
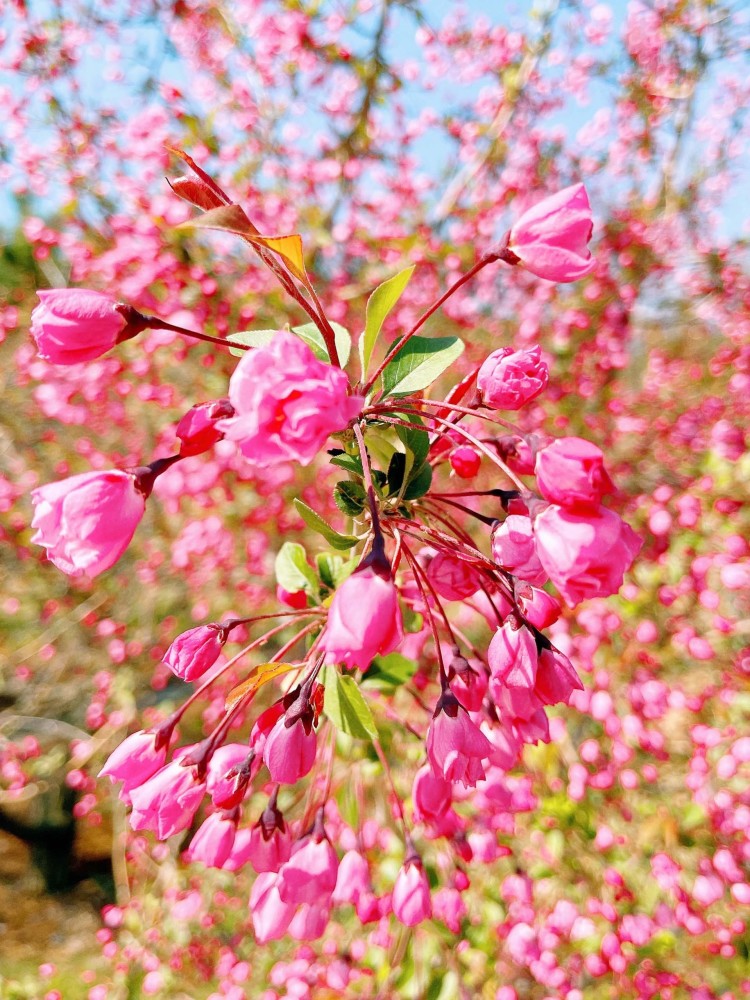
[427,691,493,787]
[206,744,258,809]
[262,706,317,786]
[534,647,583,706]
[449,657,488,713]
[488,622,540,721]
[218,331,363,466]
[129,760,206,839]
[427,551,480,601]
[449,445,481,478]
[30,288,136,365]
[517,586,561,630]
[163,624,228,682]
[288,901,331,941]
[175,399,234,456]
[184,812,237,868]
[247,800,293,873]
[492,515,548,587]
[31,470,146,577]
[277,819,339,907]
[250,872,295,943]
[332,850,371,906]
[477,346,549,411]
[412,764,452,823]
[535,437,614,510]
[534,504,642,607]
[320,563,403,670]
[392,858,432,927]
[98,730,167,799]
[508,183,596,282]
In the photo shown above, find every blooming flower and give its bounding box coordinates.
[412,763,452,823]
[427,551,480,601]
[427,691,493,787]
[129,760,206,839]
[277,823,339,907]
[534,504,642,607]
[320,563,403,670]
[250,872,295,943]
[31,470,146,577]
[492,514,548,587]
[218,331,363,466]
[184,811,237,868]
[262,711,317,785]
[30,288,136,365]
[487,621,540,721]
[98,730,167,799]
[477,346,549,411]
[392,858,432,927]
[508,183,596,282]
[535,436,615,510]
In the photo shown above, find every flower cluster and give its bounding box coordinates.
[27,162,640,940]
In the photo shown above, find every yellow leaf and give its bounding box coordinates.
[225,662,297,711]
[251,234,307,282]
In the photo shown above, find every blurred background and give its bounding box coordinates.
[1,1,749,997]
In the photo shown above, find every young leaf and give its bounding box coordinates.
[329,452,364,477]
[227,328,278,357]
[380,335,465,397]
[362,653,419,692]
[316,552,358,589]
[334,480,367,516]
[293,322,352,367]
[293,499,358,550]
[275,542,319,597]
[252,234,307,282]
[323,665,378,741]
[225,662,297,710]
[360,265,415,376]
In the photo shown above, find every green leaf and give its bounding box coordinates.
[293,499,358,550]
[293,321,351,367]
[226,328,278,357]
[329,452,364,476]
[334,480,366,516]
[387,452,406,496]
[381,334,464,397]
[323,665,378,741]
[274,542,319,597]
[316,552,358,589]
[360,265,415,377]
[395,415,429,470]
[362,653,418,692]
[403,461,433,500]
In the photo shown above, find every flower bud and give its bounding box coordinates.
[392,857,432,927]
[449,445,481,478]
[535,437,614,510]
[176,399,235,456]
[477,346,549,411]
[507,183,595,282]
[30,288,141,365]
[163,624,228,682]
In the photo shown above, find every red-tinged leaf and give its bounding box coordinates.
[251,234,307,282]
[225,662,297,711]
[167,176,224,211]
[166,146,231,206]
[177,203,260,238]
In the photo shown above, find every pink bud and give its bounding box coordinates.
[534,647,583,707]
[277,824,339,907]
[129,761,206,839]
[534,505,642,607]
[98,730,167,797]
[320,563,403,670]
[262,711,317,785]
[392,858,432,927]
[535,437,614,510]
[488,622,540,721]
[250,872,295,943]
[30,288,136,365]
[427,551,480,601]
[477,346,549,411]
[184,811,237,868]
[247,801,293,873]
[427,692,493,787]
[332,850,371,905]
[507,183,595,282]
[31,470,146,578]
[449,446,481,478]
[176,399,234,456]
[517,586,561,629]
[163,624,227,682]
[206,744,257,808]
[492,515,548,587]
[412,763,452,822]
[276,585,308,609]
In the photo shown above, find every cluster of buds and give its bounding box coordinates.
[26,152,640,940]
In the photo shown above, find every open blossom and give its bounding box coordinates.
[184,811,237,868]
[477,346,549,410]
[535,437,615,510]
[507,183,596,282]
[98,730,167,798]
[492,514,548,587]
[277,822,339,907]
[30,288,135,365]
[392,858,432,927]
[427,550,480,600]
[250,872,295,943]
[163,624,228,682]
[31,470,146,577]
[218,331,363,466]
[320,563,403,670]
[534,504,642,607]
[427,691,493,787]
[129,760,206,839]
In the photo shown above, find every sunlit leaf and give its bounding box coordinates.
[275,542,319,597]
[252,234,306,282]
[362,652,418,692]
[323,664,378,741]
[380,334,464,397]
[293,499,358,550]
[226,328,278,356]
[293,321,352,366]
[177,202,258,238]
[360,265,415,377]
[225,662,297,710]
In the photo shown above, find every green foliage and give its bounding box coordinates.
[360,264,415,377]
[322,664,378,741]
[380,334,464,397]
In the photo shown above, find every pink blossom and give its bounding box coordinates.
[250,872,295,943]
[534,647,583,706]
[184,811,237,868]
[206,743,257,808]
[246,801,293,873]
[31,470,146,577]
[534,504,642,607]
[332,850,371,906]
[30,288,134,365]
[218,331,363,466]
[129,760,206,839]
[449,445,481,478]
[392,858,432,927]
[426,551,480,600]
[449,657,488,712]
[517,586,561,629]
[427,691,493,787]
[288,901,331,941]
[98,730,167,798]
[492,515,548,587]
[535,437,614,510]
[163,624,227,682]
[412,763,452,822]
[175,398,234,456]
[262,710,317,785]
[488,622,540,721]
[277,823,339,907]
[508,183,595,282]
[477,346,549,410]
[320,563,403,670]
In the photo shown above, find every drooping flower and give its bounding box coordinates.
[507,183,596,282]
[184,811,237,868]
[392,856,432,927]
[31,470,147,577]
[427,551,480,601]
[128,760,206,839]
[250,872,295,943]
[277,815,339,907]
[477,346,549,411]
[535,436,615,510]
[218,331,363,466]
[98,730,167,799]
[426,691,493,788]
[487,621,540,721]
[30,288,140,365]
[492,514,548,587]
[246,799,293,873]
[163,624,228,682]
[534,646,583,706]
[262,691,318,785]
[320,562,403,670]
[412,763,452,823]
[533,504,642,607]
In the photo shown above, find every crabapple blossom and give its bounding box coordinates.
[98,730,167,798]
[427,691,493,787]
[506,183,596,282]
[535,437,615,510]
[477,346,549,410]
[392,857,432,927]
[30,288,137,365]
[163,623,228,682]
[320,560,403,670]
[492,514,548,587]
